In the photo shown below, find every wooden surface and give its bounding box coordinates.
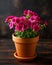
[0,39,52,65]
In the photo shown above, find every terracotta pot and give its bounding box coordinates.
[12,34,39,61]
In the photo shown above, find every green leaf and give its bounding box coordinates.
[14,28,38,38]
[40,24,46,30]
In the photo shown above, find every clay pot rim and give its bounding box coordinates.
[12,33,39,39]
[12,33,39,43]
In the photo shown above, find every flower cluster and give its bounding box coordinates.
[5,10,48,38]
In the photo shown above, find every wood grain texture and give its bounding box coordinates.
[0,39,52,64]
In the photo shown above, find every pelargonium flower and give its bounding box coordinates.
[5,10,48,38]
[11,17,17,24]
[32,24,40,32]
[15,17,21,24]
[9,22,14,29]
[24,20,29,30]
[29,16,37,23]
[20,16,26,22]
[24,10,37,16]
[15,23,25,32]
[5,16,14,23]
[29,15,42,23]
[30,22,37,29]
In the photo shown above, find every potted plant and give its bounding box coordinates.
[5,10,48,61]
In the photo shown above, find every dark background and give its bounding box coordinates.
[0,0,52,39]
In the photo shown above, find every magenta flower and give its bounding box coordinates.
[24,10,37,16]
[15,17,21,24]
[33,24,40,32]
[20,16,26,22]
[24,21,29,30]
[29,16,37,23]
[5,9,47,36]
[9,22,14,29]
[29,15,42,23]
[23,10,28,16]
[15,23,25,32]
[5,16,14,23]
[11,17,17,24]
